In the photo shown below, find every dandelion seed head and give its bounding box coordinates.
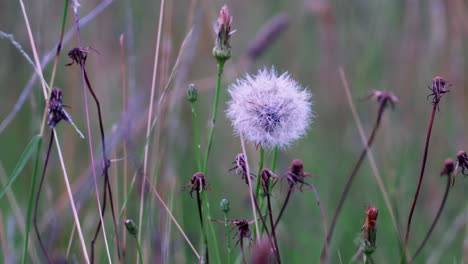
[226,67,313,149]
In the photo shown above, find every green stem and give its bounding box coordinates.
[202,191,221,264]
[190,102,202,171]
[254,147,265,200]
[133,234,143,264]
[271,147,279,173]
[223,208,232,264]
[22,138,43,264]
[203,60,225,173]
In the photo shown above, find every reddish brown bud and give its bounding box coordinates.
[440,158,454,176]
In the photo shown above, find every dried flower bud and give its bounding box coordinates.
[440,158,454,176]
[48,88,72,128]
[220,198,230,213]
[182,172,211,197]
[125,219,138,235]
[365,90,399,109]
[213,5,233,62]
[260,168,278,195]
[456,151,468,176]
[427,76,450,105]
[284,159,313,191]
[229,153,254,185]
[361,206,378,256]
[187,83,198,103]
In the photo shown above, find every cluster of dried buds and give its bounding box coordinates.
[182,172,211,198]
[361,206,379,256]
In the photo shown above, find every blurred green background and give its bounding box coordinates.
[1,0,467,263]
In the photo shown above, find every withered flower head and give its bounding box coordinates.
[366,90,399,109]
[440,158,454,176]
[427,76,451,105]
[361,206,379,256]
[260,168,278,195]
[48,88,72,128]
[456,150,468,176]
[284,159,313,191]
[182,172,211,197]
[229,153,255,185]
[213,5,233,61]
[230,219,254,247]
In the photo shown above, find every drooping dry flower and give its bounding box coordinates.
[226,68,313,149]
[213,5,233,61]
[361,206,378,256]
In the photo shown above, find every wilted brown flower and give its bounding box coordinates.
[48,88,72,128]
[229,153,255,185]
[427,76,451,106]
[182,172,211,197]
[260,168,278,195]
[365,90,399,109]
[440,158,455,176]
[456,150,468,176]
[284,159,313,191]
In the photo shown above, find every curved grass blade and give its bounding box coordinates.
[0,135,41,199]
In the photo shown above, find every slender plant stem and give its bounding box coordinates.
[138,1,165,258]
[254,147,265,200]
[201,190,222,264]
[223,208,232,264]
[202,60,226,172]
[266,187,281,262]
[190,101,202,171]
[33,131,54,264]
[404,103,438,247]
[275,185,294,228]
[240,238,247,264]
[119,34,128,259]
[22,138,43,264]
[271,147,279,173]
[132,234,144,264]
[410,172,452,263]
[200,59,226,264]
[321,100,388,263]
[196,191,209,263]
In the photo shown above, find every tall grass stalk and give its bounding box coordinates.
[138,1,165,260]
[200,59,227,264]
[18,0,89,261]
[23,1,69,262]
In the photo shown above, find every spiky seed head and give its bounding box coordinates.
[187,83,198,103]
[220,198,230,213]
[226,67,313,149]
[125,219,138,235]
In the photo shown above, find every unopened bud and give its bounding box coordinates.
[440,158,454,176]
[220,198,230,213]
[125,219,138,235]
[213,5,233,62]
[187,84,198,103]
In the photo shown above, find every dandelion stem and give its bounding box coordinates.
[203,60,225,173]
[271,147,279,173]
[223,206,232,264]
[201,190,221,264]
[404,103,438,247]
[33,131,54,264]
[240,238,247,264]
[254,147,265,200]
[196,191,209,263]
[132,233,144,264]
[190,101,202,172]
[410,172,452,263]
[201,58,226,264]
[321,99,388,263]
[275,184,294,228]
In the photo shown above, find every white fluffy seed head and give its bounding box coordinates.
[226,67,313,149]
